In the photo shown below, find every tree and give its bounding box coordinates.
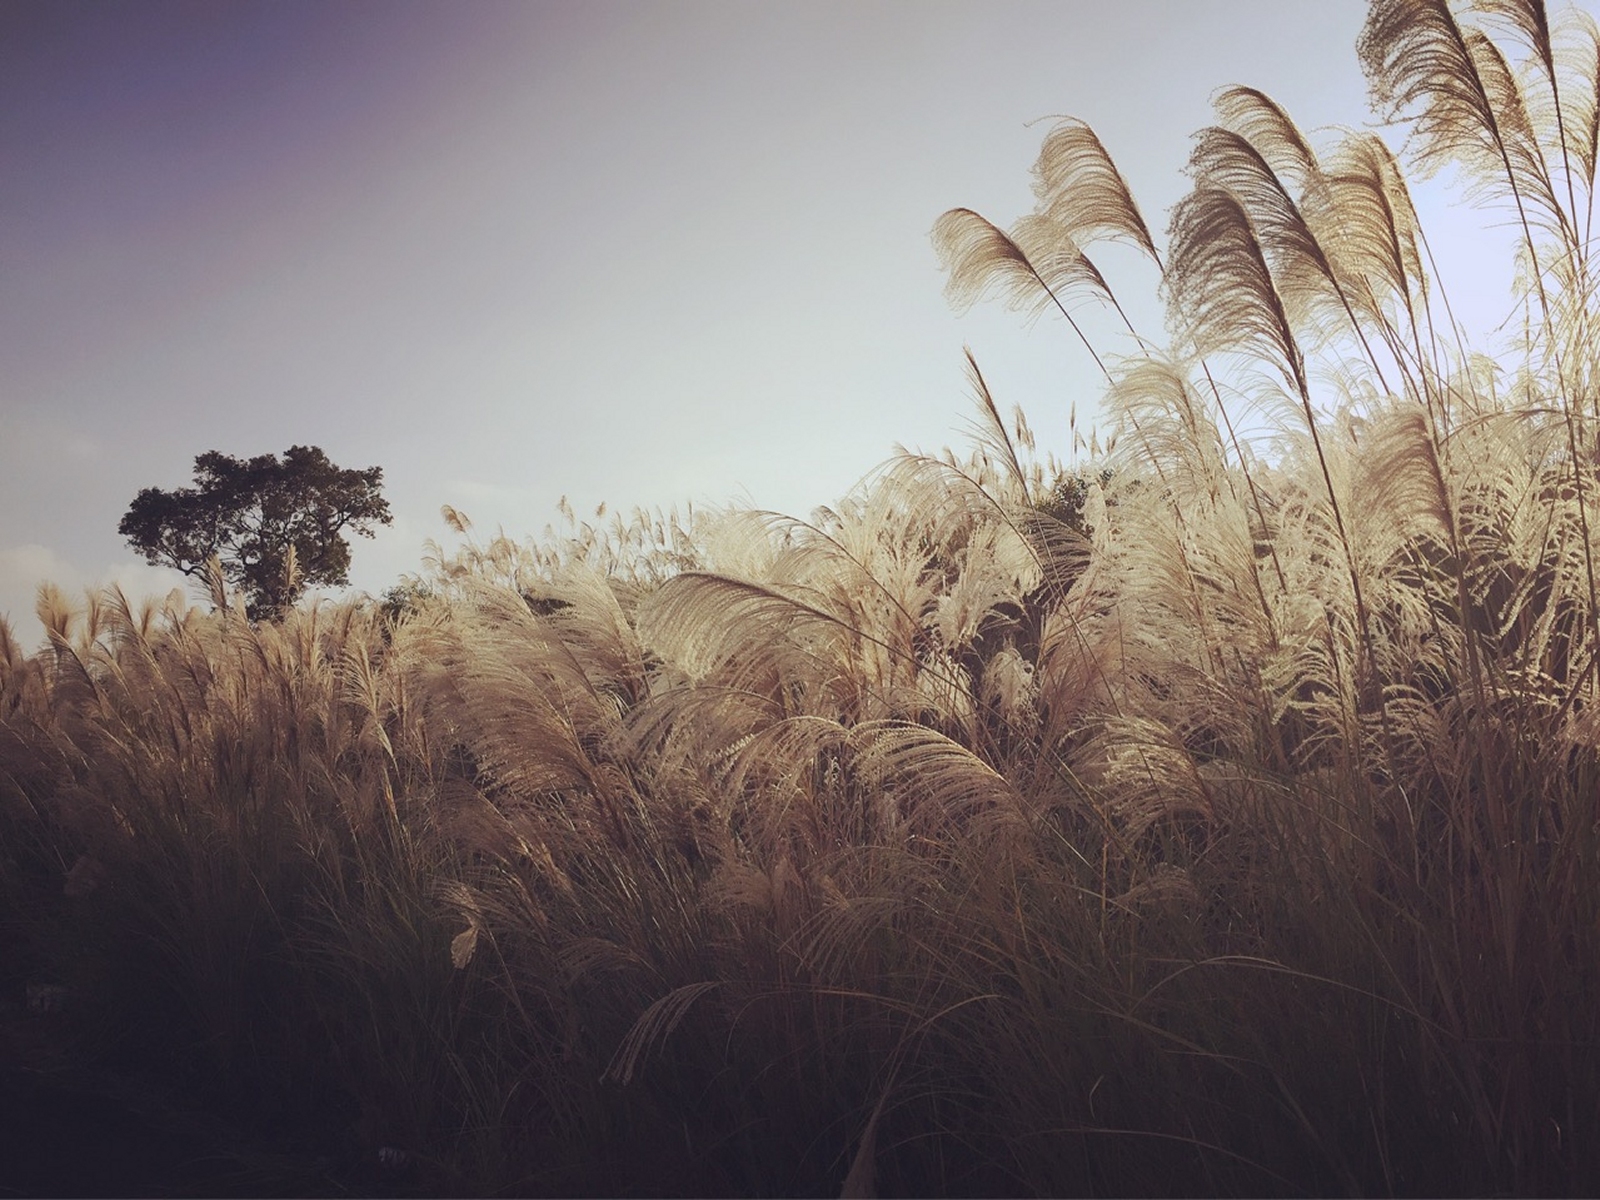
[1035,467,1113,540]
[120,445,393,620]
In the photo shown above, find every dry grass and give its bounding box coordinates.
[6,1,1600,1194]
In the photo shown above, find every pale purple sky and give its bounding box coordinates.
[3,0,1498,646]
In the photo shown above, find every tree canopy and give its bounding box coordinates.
[119,445,392,620]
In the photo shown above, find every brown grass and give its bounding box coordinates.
[6,2,1600,1194]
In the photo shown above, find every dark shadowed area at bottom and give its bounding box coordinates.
[0,997,385,1199]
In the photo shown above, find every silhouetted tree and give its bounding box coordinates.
[120,445,392,620]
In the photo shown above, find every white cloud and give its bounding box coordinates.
[0,545,190,654]
[0,544,78,652]
[99,560,192,610]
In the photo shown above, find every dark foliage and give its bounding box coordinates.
[120,446,392,620]
[1037,467,1113,536]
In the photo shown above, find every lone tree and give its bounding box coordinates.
[120,445,392,620]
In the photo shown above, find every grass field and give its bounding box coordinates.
[7,1,1600,1194]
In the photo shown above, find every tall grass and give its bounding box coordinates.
[7,1,1600,1193]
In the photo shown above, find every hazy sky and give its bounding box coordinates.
[2,0,1498,646]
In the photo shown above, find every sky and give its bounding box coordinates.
[0,0,1528,648]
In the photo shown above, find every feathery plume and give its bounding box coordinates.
[1029,117,1160,262]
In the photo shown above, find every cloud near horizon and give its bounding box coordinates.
[1,544,190,652]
